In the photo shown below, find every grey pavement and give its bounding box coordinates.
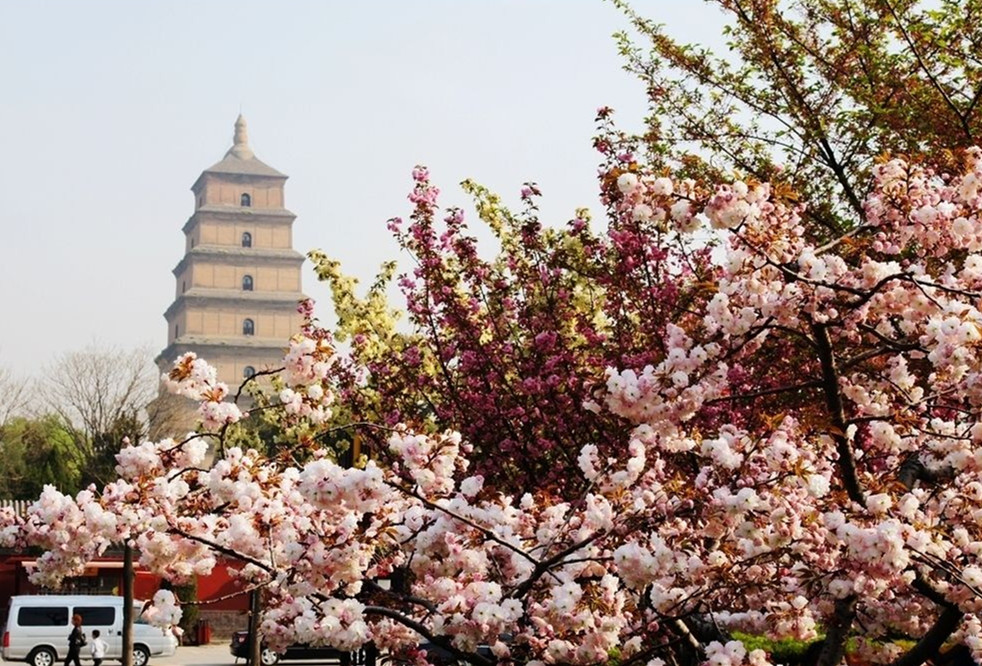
[150,644,348,666]
[152,643,234,666]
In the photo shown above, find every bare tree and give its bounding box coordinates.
[42,344,160,484]
[44,344,158,436]
[0,367,31,427]
[146,389,198,441]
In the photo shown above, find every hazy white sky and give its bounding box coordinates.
[0,1,726,377]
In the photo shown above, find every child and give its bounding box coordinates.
[89,630,107,666]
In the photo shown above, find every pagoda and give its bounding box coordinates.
[157,115,305,387]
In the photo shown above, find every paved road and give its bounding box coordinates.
[150,644,349,666]
[0,643,350,666]
[151,643,234,666]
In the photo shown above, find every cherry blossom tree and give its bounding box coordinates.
[7,138,982,666]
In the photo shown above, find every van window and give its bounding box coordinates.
[74,607,115,626]
[18,607,68,626]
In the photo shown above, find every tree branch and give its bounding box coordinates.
[888,606,963,666]
[362,606,495,666]
[814,596,857,666]
[811,322,865,505]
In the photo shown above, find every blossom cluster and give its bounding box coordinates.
[164,352,242,429]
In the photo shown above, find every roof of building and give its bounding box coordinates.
[193,204,295,218]
[156,339,295,365]
[163,289,306,320]
[171,245,305,276]
[201,115,286,179]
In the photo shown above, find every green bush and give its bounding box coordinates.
[173,579,199,643]
[732,633,817,664]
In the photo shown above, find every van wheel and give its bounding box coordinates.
[261,648,281,666]
[133,645,150,666]
[28,647,56,666]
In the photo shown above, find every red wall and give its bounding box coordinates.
[0,554,248,612]
[197,559,249,611]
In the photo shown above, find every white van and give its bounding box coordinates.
[1,596,178,666]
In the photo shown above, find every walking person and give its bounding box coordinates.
[89,630,107,666]
[65,615,85,666]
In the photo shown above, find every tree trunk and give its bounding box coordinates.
[247,589,262,666]
[122,544,134,666]
[814,597,856,666]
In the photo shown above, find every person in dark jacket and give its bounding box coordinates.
[65,614,84,666]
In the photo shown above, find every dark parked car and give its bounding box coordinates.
[229,631,372,666]
[418,643,492,666]
[386,641,499,666]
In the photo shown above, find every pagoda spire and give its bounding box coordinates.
[225,114,254,160]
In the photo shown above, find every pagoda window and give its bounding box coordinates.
[242,232,252,248]
[243,366,256,379]
[242,275,254,291]
[243,319,255,336]
[241,193,251,207]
